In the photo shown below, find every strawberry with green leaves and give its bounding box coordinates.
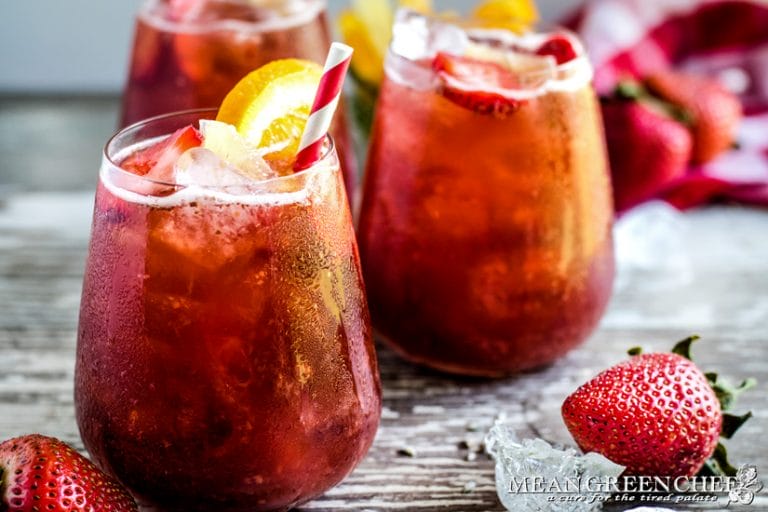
[562,336,754,477]
[601,81,695,212]
[645,70,742,164]
[0,434,137,511]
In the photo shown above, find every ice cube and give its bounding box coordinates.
[485,423,624,512]
[174,147,258,189]
[614,201,694,292]
[463,42,556,89]
[391,8,469,61]
[428,19,470,55]
[200,120,278,181]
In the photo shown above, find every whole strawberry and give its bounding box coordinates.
[562,337,754,477]
[0,435,137,511]
[645,70,742,164]
[602,94,692,212]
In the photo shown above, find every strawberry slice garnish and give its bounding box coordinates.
[432,52,522,117]
[121,124,203,182]
[536,34,578,65]
[433,52,520,89]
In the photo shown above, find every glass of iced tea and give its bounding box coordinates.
[358,10,615,376]
[120,0,357,195]
[75,109,380,511]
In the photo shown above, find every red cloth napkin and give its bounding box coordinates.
[567,0,768,209]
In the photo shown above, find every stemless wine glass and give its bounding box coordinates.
[120,0,357,196]
[75,109,381,511]
[358,11,615,377]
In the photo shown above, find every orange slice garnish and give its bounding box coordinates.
[216,59,322,168]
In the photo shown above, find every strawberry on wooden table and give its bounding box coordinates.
[0,434,137,511]
[562,336,755,477]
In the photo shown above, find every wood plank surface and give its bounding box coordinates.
[0,98,766,511]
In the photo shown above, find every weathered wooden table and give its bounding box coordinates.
[1,97,766,511]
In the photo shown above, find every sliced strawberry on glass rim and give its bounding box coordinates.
[433,52,521,89]
[536,34,578,65]
[432,52,524,117]
[122,124,203,183]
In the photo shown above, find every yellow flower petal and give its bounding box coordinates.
[351,0,393,57]
[472,0,539,33]
[398,0,432,13]
[338,11,385,86]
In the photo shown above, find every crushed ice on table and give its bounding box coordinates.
[485,423,624,512]
[614,201,694,292]
[174,148,264,189]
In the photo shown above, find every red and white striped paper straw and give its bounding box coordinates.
[293,42,354,171]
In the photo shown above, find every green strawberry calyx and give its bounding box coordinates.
[628,335,756,477]
[611,79,692,125]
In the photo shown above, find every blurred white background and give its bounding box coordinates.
[0,0,582,93]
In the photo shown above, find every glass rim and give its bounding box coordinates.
[138,0,327,34]
[388,8,590,78]
[103,108,336,191]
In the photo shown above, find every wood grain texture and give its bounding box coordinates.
[0,192,766,511]
[0,166,766,510]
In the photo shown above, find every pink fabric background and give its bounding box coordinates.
[568,0,768,208]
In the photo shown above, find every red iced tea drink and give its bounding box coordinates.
[358,12,615,376]
[75,110,380,511]
[121,0,357,194]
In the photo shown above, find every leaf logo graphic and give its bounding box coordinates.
[729,465,763,506]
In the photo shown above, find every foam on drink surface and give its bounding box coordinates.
[103,136,335,209]
[141,0,326,32]
[386,9,594,98]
